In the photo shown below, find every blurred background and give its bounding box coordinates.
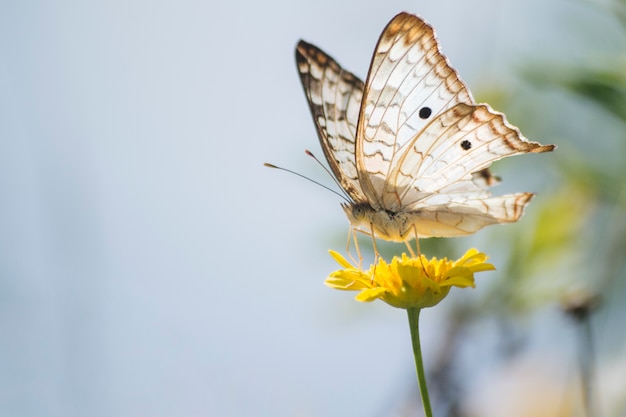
[1,0,625,416]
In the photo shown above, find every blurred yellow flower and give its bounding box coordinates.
[325,249,495,309]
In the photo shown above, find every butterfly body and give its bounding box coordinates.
[296,12,555,241]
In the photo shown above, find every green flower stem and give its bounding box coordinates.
[407,307,433,417]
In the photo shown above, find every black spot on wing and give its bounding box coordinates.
[419,107,432,119]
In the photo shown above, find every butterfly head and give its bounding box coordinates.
[342,202,413,243]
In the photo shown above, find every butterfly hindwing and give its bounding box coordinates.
[402,192,536,237]
[386,103,555,210]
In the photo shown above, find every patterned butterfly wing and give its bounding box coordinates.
[356,12,475,208]
[386,103,555,236]
[295,41,366,203]
[397,193,538,238]
[391,104,554,204]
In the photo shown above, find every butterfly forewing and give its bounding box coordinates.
[356,13,475,208]
[295,41,366,202]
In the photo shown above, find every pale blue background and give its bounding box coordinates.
[0,1,621,416]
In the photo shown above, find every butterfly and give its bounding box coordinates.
[295,12,555,244]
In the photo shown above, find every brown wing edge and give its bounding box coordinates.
[295,40,367,202]
[360,11,476,110]
[473,103,557,154]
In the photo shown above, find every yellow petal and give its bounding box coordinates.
[355,288,388,302]
[443,275,475,288]
[328,250,354,269]
[325,276,371,291]
[329,269,367,281]
[459,248,480,259]
[469,263,496,273]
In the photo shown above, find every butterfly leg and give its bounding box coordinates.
[404,239,416,257]
[367,222,382,283]
[410,225,429,277]
[369,222,380,264]
[412,225,422,258]
[345,227,364,269]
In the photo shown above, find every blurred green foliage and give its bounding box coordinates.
[493,2,626,311]
[435,2,626,415]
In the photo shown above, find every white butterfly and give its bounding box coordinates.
[295,12,555,242]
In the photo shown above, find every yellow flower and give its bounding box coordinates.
[325,249,495,309]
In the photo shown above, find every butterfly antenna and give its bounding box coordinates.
[304,150,352,202]
[264,162,350,203]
